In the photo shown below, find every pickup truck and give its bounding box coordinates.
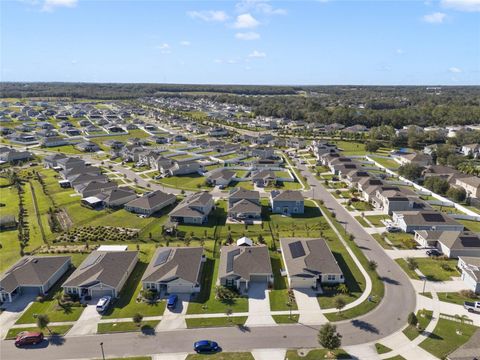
[464,301,480,313]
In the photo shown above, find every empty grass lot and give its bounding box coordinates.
[0,186,21,272]
[419,318,478,359]
[157,173,208,191]
[437,292,479,306]
[416,258,460,281]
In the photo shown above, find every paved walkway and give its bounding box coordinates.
[67,304,101,336]
[293,289,328,325]
[251,348,286,360]
[245,282,275,327]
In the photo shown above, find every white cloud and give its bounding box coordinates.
[396,48,405,55]
[235,31,260,40]
[214,59,223,64]
[235,0,287,15]
[156,43,171,54]
[227,59,237,64]
[180,40,191,46]
[187,10,229,22]
[248,50,266,58]
[441,0,480,12]
[449,66,462,73]
[42,0,77,11]
[233,13,260,28]
[422,12,447,23]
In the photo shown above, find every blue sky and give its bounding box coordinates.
[1,0,479,85]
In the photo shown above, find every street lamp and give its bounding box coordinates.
[100,342,105,360]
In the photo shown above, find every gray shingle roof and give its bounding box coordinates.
[0,256,70,293]
[169,191,212,218]
[280,238,342,278]
[125,190,176,210]
[218,245,272,281]
[142,247,203,284]
[63,251,137,289]
[271,190,303,202]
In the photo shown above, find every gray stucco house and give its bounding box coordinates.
[270,190,304,215]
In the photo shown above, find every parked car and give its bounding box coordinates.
[194,340,219,353]
[464,301,480,313]
[386,226,401,233]
[167,294,178,310]
[426,249,442,257]
[15,332,44,347]
[96,296,112,313]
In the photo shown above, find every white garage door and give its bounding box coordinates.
[168,284,193,294]
[90,288,114,298]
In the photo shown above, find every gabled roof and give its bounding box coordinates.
[63,251,137,289]
[280,238,342,278]
[229,187,260,202]
[271,190,304,202]
[169,191,212,218]
[125,190,176,210]
[219,245,272,281]
[0,256,70,293]
[142,247,203,284]
[229,199,261,213]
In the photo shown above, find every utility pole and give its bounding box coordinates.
[100,342,105,360]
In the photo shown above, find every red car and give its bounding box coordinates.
[15,331,44,347]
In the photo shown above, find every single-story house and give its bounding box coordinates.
[63,251,138,298]
[125,190,176,217]
[457,257,480,294]
[169,191,214,224]
[0,215,17,230]
[414,230,480,258]
[280,238,344,289]
[207,169,236,186]
[218,245,273,294]
[270,190,304,215]
[393,210,465,233]
[0,256,71,302]
[142,247,204,294]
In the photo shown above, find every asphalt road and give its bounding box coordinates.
[0,154,416,360]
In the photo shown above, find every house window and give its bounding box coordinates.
[226,279,234,287]
[327,275,336,281]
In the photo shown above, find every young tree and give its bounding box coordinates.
[133,313,143,327]
[318,323,342,355]
[36,314,51,334]
[406,257,418,271]
[365,141,381,153]
[334,296,346,314]
[398,163,423,181]
[337,283,349,295]
[407,312,418,327]
[446,187,467,202]
[368,260,378,271]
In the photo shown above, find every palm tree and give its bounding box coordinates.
[36,314,51,334]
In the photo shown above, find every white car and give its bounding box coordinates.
[96,296,112,313]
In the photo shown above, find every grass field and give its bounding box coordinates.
[419,318,478,359]
[5,325,73,340]
[186,353,254,360]
[185,316,247,328]
[157,174,208,191]
[365,215,389,227]
[403,309,433,340]
[437,292,479,306]
[0,186,21,272]
[285,349,351,360]
[97,320,159,334]
[416,258,460,281]
[459,219,480,233]
[375,343,392,354]
[272,314,299,324]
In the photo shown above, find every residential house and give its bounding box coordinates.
[41,136,69,148]
[0,147,32,163]
[457,257,480,294]
[75,141,100,152]
[162,160,202,177]
[280,238,344,289]
[414,231,480,258]
[270,190,304,215]
[252,169,275,187]
[142,247,204,294]
[43,153,67,169]
[218,245,273,293]
[228,188,261,221]
[0,256,71,302]
[455,176,480,199]
[125,190,176,217]
[461,144,480,158]
[169,192,214,224]
[396,152,433,167]
[98,188,137,208]
[78,181,118,199]
[63,251,138,298]
[393,210,465,233]
[0,215,17,230]
[206,169,236,186]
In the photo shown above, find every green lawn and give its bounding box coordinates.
[372,234,393,250]
[375,343,392,354]
[416,258,460,281]
[102,245,166,319]
[403,309,433,340]
[269,290,297,311]
[419,318,478,359]
[459,219,480,233]
[5,325,73,340]
[97,320,159,334]
[0,186,21,272]
[350,201,373,211]
[437,292,479,306]
[157,174,208,191]
[285,349,351,360]
[385,232,417,249]
[395,258,421,280]
[187,258,249,314]
[370,156,400,169]
[333,140,367,156]
[185,316,247,328]
[186,353,254,360]
[365,215,389,227]
[384,356,406,360]
[272,314,299,324]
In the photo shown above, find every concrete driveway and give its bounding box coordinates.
[67,304,101,336]
[252,348,286,360]
[0,294,35,339]
[245,282,275,327]
[156,294,189,331]
[293,289,328,325]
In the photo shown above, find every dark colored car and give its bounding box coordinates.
[194,340,219,353]
[15,332,44,347]
[167,294,178,310]
[387,226,401,233]
[426,249,441,257]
